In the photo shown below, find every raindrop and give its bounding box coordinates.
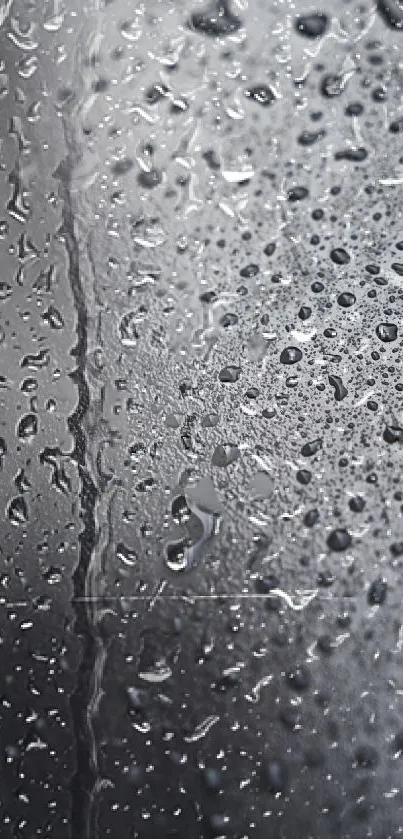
[376,322,397,342]
[349,495,365,512]
[337,292,355,308]
[17,413,38,440]
[280,346,302,365]
[377,0,403,29]
[354,745,378,768]
[295,12,328,38]
[321,74,345,97]
[247,471,273,499]
[220,313,238,328]
[43,567,63,585]
[383,425,403,443]
[172,495,191,525]
[0,282,12,300]
[330,248,350,265]
[301,438,322,457]
[287,665,311,691]
[7,496,28,526]
[346,102,364,116]
[119,312,139,346]
[212,444,240,467]
[367,578,387,605]
[327,528,352,551]
[334,147,368,162]
[116,543,137,567]
[42,305,64,329]
[244,85,275,106]
[240,264,259,278]
[296,469,311,485]
[328,375,348,401]
[390,116,403,133]
[0,437,6,466]
[145,83,169,104]
[188,0,242,37]
[287,187,308,202]
[203,768,222,793]
[20,349,50,369]
[112,158,133,176]
[264,760,288,794]
[137,168,162,189]
[218,365,241,383]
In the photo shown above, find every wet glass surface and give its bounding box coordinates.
[1,0,403,836]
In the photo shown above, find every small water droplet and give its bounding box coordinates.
[7,496,28,526]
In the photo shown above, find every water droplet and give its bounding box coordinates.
[354,745,378,768]
[367,578,387,605]
[383,425,403,443]
[220,312,238,328]
[321,74,346,97]
[240,263,259,278]
[328,375,348,401]
[212,444,240,467]
[165,479,221,572]
[43,567,63,585]
[327,528,352,551]
[137,168,162,189]
[298,306,312,320]
[330,247,350,265]
[280,346,303,365]
[295,12,328,38]
[112,157,133,176]
[119,312,139,346]
[7,496,28,526]
[244,85,275,106]
[287,186,309,202]
[264,759,288,794]
[301,438,323,457]
[390,116,403,133]
[218,365,241,383]
[337,292,355,308]
[144,83,169,104]
[188,0,242,38]
[349,495,365,512]
[376,322,398,342]
[20,349,50,369]
[377,0,403,29]
[334,147,368,162]
[17,413,38,440]
[116,543,137,567]
[203,768,223,792]
[0,282,12,301]
[42,305,64,329]
[247,471,273,500]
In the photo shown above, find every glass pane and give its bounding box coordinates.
[1,0,403,837]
